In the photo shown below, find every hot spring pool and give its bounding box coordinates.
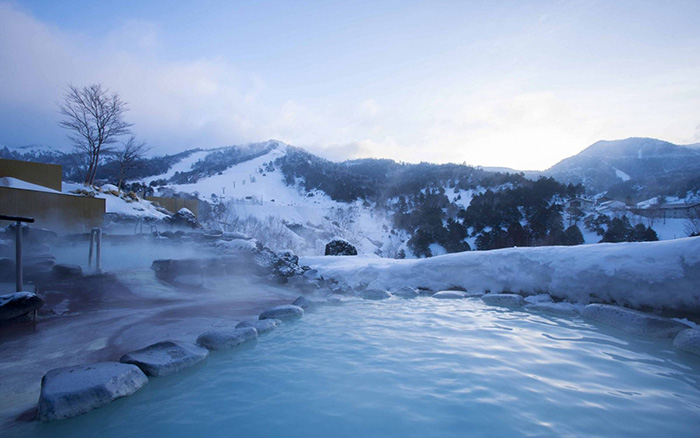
[13,297,700,437]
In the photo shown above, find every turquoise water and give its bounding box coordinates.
[14,297,700,437]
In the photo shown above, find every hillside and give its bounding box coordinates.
[3,138,698,258]
[543,137,700,201]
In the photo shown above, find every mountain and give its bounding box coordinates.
[543,137,700,201]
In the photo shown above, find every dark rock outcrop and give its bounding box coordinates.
[324,239,357,256]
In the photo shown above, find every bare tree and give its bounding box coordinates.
[113,136,150,190]
[58,84,132,185]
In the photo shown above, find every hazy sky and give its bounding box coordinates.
[1,0,699,170]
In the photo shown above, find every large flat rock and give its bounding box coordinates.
[120,341,209,376]
[525,302,580,317]
[481,294,524,308]
[0,291,43,321]
[292,296,315,309]
[582,304,690,339]
[391,286,419,299]
[259,305,304,320]
[673,329,700,356]
[37,362,148,422]
[197,327,258,350]
[236,318,281,334]
[432,291,469,299]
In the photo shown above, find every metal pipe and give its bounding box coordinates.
[88,229,95,269]
[15,220,22,292]
[95,228,102,272]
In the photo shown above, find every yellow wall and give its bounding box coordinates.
[0,187,105,232]
[146,196,199,218]
[0,158,63,191]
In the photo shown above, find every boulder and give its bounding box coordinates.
[292,296,315,309]
[391,286,419,299]
[432,291,469,299]
[324,239,357,256]
[673,329,700,357]
[120,341,209,376]
[481,294,524,308]
[0,257,14,281]
[51,264,83,279]
[165,208,201,229]
[23,253,56,277]
[525,302,579,317]
[416,287,435,296]
[0,292,43,321]
[197,327,258,350]
[581,304,690,339]
[37,362,148,422]
[359,289,391,300]
[259,305,304,320]
[236,318,281,334]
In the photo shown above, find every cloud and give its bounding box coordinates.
[1,1,699,170]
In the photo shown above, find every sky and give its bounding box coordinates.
[1,0,699,170]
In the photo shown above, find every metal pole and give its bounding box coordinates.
[88,229,95,269]
[15,220,22,292]
[96,228,102,272]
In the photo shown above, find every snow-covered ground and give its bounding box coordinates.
[303,236,700,313]
[141,150,211,185]
[148,145,395,255]
[62,182,169,220]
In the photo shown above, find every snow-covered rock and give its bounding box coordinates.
[391,286,419,299]
[525,302,579,317]
[292,296,315,309]
[673,329,700,356]
[359,289,391,300]
[119,341,209,376]
[165,208,201,229]
[524,294,554,304]
[325,239,358,256]
[37,362,148,422]
[481,294,525,308]
[196,327,258,350]
[259,305,304,320]
[0,291,43,321]
[432,291,469,299]
[236,318,281,334]
[582,304,690,338]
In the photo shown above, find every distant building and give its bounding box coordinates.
[630,202,700,221]
[564,197,595,212]
[0,158,105,231]
[596,199,628,215]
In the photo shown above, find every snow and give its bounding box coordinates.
[613,167,631,182]
[302,237,700,313]
[141,150,211,185]
[152,144,395,255]
[0,177,63,194]
[61,182,169,220]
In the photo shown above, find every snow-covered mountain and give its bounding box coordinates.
[4,137,699,257]
[542,137,700,199]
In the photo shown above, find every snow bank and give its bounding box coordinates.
[302,237,700,313]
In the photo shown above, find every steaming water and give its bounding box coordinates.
[13,297,700,437]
